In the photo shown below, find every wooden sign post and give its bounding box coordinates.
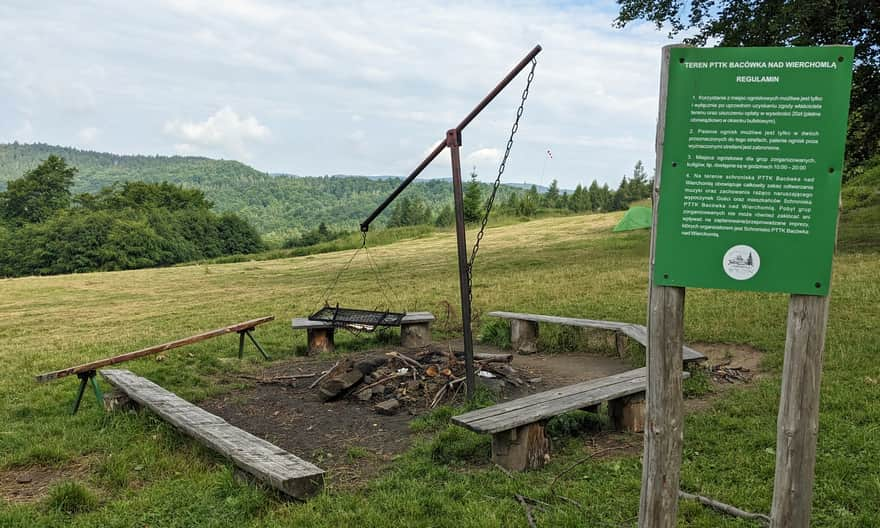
[641,44,853,527]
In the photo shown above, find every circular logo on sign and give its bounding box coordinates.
[723,245,760,280]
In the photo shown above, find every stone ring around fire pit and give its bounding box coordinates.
[291,311,435,355]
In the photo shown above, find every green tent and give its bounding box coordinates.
[613,206,652,232]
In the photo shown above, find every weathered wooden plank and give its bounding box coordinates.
[454,368,646,425]
[457,371,690,435]
[487,311,705,362]
[770,294,831,527]
[36,316,275,383]
[639,43,686,528]
[488,311,628,331]
[101,369,324,500]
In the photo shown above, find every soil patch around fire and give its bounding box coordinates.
[201,342,633,488]
[0,462,89,504]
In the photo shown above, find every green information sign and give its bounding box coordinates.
[654,46,854,295]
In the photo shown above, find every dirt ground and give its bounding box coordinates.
[200,341,635,487]
[0,342,763,502]
[0,461,89,504]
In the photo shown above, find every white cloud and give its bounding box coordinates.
[163,107,271,158]
[466,147,501,166]
[77,126,100,145]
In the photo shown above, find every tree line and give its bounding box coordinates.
[0,156,263,277]
[382,161,653,228]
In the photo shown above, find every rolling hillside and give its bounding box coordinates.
[0,143,520,242]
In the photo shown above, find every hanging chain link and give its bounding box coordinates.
[466,58,537,307]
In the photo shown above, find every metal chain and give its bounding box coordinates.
[316,232,367,307]
[466,58,537,307]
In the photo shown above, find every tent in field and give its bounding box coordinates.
[613,206,652,232]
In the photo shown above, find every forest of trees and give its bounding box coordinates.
[0,143,519,243]
[0,156,263,277]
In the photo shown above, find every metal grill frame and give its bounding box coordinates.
[308,306,405,328]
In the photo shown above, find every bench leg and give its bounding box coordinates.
[609,392,646,433]
[510,319,538,355]
[615,332,628,358]
[71,370,102,415]
[307,328,334,355]
[103,389,140,413]
[491,422,550,472]
[400,322,431,348]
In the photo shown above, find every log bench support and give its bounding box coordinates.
[491,422,550,472]
[609,392,646,433]
[308,327,335,355]
[510,319,539,355]
[400,320,431,348]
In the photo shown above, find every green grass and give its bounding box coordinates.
[0,210,878,526]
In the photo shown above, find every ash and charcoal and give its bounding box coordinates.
[315,345,534,414]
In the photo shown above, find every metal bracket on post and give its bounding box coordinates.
[447,128,476,401]
[71,370,102,415]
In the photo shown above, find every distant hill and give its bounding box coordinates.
[0,143,522,242]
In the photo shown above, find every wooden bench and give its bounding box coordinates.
[101,369,324,500]
[36,316,275,414]
[291,311,435,354]
[487,311,706,362]
[452,367,691,471]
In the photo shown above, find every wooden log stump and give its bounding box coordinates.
[510,319,538,355]
[609,392,645,433]
[615,332,629,358]
[400,322,431,348]
[103,388,140,412]
[491,422,550,471]
[307,328,334,355]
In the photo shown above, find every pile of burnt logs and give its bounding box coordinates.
[314,345,532,415]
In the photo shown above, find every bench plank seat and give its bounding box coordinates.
[453,367,689,435]
[101,369,324,500]
[487,311,705,362]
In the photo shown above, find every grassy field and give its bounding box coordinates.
[1,211,878,527]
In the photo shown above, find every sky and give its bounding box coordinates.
[0,0,679,189]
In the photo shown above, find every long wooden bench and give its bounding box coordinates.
[452,367,690,471]
[36,316,274,414]
[487,311,706,362]
[291,311,435,354]
[101,369,324,500]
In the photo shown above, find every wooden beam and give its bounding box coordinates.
[101,369,323,499]
[639,43,687,528]
[770,294,831,527]
[36,316,275,383]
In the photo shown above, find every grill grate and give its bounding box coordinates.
[309,306,405,329]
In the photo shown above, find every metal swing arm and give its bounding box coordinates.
[359,44,542,232]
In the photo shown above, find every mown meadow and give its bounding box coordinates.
[1,212,878,527]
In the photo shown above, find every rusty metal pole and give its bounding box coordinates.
[447,128,475,400]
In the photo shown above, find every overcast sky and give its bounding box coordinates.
[1,0,678,189]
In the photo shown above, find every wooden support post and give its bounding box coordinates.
[639,44,686,528]
[103,388,140,412]
[510,319,538,355]
[770,294,831,527]
[400,322,431,348]
[307,328,334,355]
[610,392,646,433]
[615,332,629,358]
[491,423,550,472]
